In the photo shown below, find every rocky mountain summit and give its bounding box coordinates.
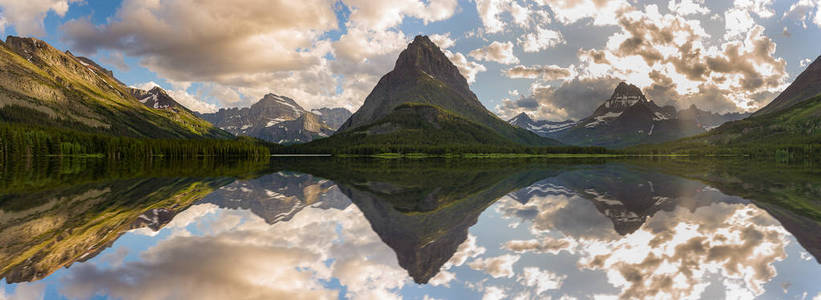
[199,94,339,144]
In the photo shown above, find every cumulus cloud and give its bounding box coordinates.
[444,50,488,83]
[468,254,520,278]
[518,26,565,52]
[540,0,631,26]
[504,64,572,81]
[469,41,519,64]
[482,286,507,300]
[783,0,821,29]
[667,0,710,16]
[59,0,459,111]
[801,58,814,67]
[429,33,456,49]
[495,77,621,121]
[59,202,409,300]
[497,175,794,300]
[475,0,511,33]
[518,267,566,295]
[504,237,574,254]
[567,4,788,113]
[0,0,79,36]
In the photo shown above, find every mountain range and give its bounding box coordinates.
[1,33,819,153]
[198,94,351,144]
[509,82,750,148]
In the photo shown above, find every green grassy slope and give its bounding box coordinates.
[0,37,229,139]
[289,103,564,154]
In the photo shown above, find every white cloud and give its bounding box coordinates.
[428,270,456,287]
[800,58,814,68]
[733,0,775,18]
[667,0,709,16]
[482,286,507,300]
[504,64,572,80]
[724,8,755,40]
[0,282,46,300]
[342,0,458,31]
[518,26,565,52]
[468,254,520,278]
[443,234,486,268]
[60,203,409,300]
[0,0,79,36]
[444,50,487,83]
[475,0,510,33]
[540,0,631,26]
[783,0,821,29]
[518,267,566,295]
[469,41,519,64]
[429,33,456,49]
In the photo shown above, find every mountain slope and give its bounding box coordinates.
[642,56,821,154]
[508,112,576,138]
[311,107,353,130]
[677,104,750,130]
[755,56,821,116]
[199,93,334,144]
[0,36,228,138]
[558,82,703,148]
[128,86,231,138]
[319,35,559,149]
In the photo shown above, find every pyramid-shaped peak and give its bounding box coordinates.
[511,112,534,123]
[393,35,472,99]
[612,82,645,97]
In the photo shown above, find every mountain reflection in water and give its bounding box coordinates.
[1,158,820,299]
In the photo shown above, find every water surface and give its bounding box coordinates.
[1,158,820,299]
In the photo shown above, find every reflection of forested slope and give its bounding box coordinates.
[0,158,271,283]
[279,158,585,283]
[630,158,821,263]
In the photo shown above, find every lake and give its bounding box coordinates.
[1,157,820,299]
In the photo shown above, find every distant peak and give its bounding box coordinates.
[512,112,533,122]
[148,86,167,94]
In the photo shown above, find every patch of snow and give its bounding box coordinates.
[585,112,621,128]
[652,112,668,121]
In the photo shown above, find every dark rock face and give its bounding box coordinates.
[755,56,821,116]
[311,107,353,130]
[199,93,334,144]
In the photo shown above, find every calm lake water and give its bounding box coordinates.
[1,158,820,299]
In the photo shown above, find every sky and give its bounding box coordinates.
[0,0,819,121]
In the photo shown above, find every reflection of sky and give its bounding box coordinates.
[3,172,821,300]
